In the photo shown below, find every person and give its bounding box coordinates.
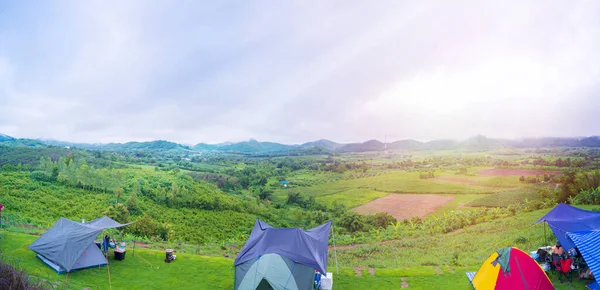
[552,242,565,256]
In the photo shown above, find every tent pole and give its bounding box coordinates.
[544,221,547,247]
[332,223,339,275]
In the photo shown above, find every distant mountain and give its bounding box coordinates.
[0,134,15,142]
[389,139,424,151]
[579,136,600,147]
[4,133,600,154]
[300,139,343,151]
[424,139,458,150]
[455,134,502,151]
[98,140,190,152]
[337,140,385,153]
[220,139,294,153]
[194,139,295,153]
[0,134,46,147]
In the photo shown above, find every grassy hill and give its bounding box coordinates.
[0,206,592,289]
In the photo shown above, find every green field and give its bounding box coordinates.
[316,188,390,209]
[0,206,591,289]
[276,170,504,201]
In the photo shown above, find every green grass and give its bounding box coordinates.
[1,231,234,290]
[331,207,594,289]
[2,206,593,289]
[276,170,503,200]
[316,188,389,209]
[0,231,467,290]
[467,189,539,207]
[430,194,487,215]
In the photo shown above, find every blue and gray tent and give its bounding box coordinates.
[537,204,600,283]
[234,219,331,290]
[29,216,131,274]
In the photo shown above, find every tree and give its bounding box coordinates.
[257,188,273,200]
[373,212,397,229]
[287,190,304,205]
[115,188,124,204]
[339,211,366,233]
[104,203,130,224]
[126,192,139,214]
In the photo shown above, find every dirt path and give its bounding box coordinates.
[353,194,455,221]
[353,266,375,277]
[401,277,409,288]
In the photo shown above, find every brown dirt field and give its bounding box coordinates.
[475,168,563,176]
[353,194,455,220]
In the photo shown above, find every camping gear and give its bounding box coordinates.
[165,249,176,263]
[314,271,322,289]
[114,248,126,261]
[234,219,332,290]
[536,203,600,250]
[553,256,573,282]
[320,272,333,290]
[29,216,131,273]
[537,204,600,280]
[469,247,554,290]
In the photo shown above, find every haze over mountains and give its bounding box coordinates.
[1,133,600,154]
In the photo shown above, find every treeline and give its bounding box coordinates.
[20,156,250,213]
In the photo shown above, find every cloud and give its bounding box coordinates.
[0,0,599,144]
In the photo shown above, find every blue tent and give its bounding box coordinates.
[234,219,331,290]
[535,203,600,250]
[568,231,600,281]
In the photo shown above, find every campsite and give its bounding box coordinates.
[2,1,600,288]
[2,139,600,289]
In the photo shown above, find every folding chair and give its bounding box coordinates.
[553,257,573,283]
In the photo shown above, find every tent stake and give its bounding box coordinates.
[332,223,339,275]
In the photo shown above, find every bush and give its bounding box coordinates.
[372,212,397,229]
[0,259,48,290]
[572,187,600,205]
[29,171,55,182]
[104,203,130,224]
[128,213,173,241]
[338,212,366,233]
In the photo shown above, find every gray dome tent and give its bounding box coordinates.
[234,219,331,290]
[29,216,131,273]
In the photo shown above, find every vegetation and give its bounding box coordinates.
[2,138,600,289]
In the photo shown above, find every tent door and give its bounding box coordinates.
[256,279,274,290]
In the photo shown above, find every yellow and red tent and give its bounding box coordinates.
[472,247,553,290]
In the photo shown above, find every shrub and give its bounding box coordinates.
[372,212,397,229]
[104,203,130,224]
[29,171,55,182]
[338,212,366,233]
[572,187,600,205]
[0,259,48,290]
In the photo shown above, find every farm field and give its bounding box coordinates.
[475,168,564,176]
[275,170,504,201]
[316,188,390,209]
[353,194,455,220]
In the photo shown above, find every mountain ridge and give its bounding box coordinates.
[1,133,600,154]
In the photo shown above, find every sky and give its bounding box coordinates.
[0,1,599,145]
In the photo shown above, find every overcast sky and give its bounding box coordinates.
[1,1,599,144]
